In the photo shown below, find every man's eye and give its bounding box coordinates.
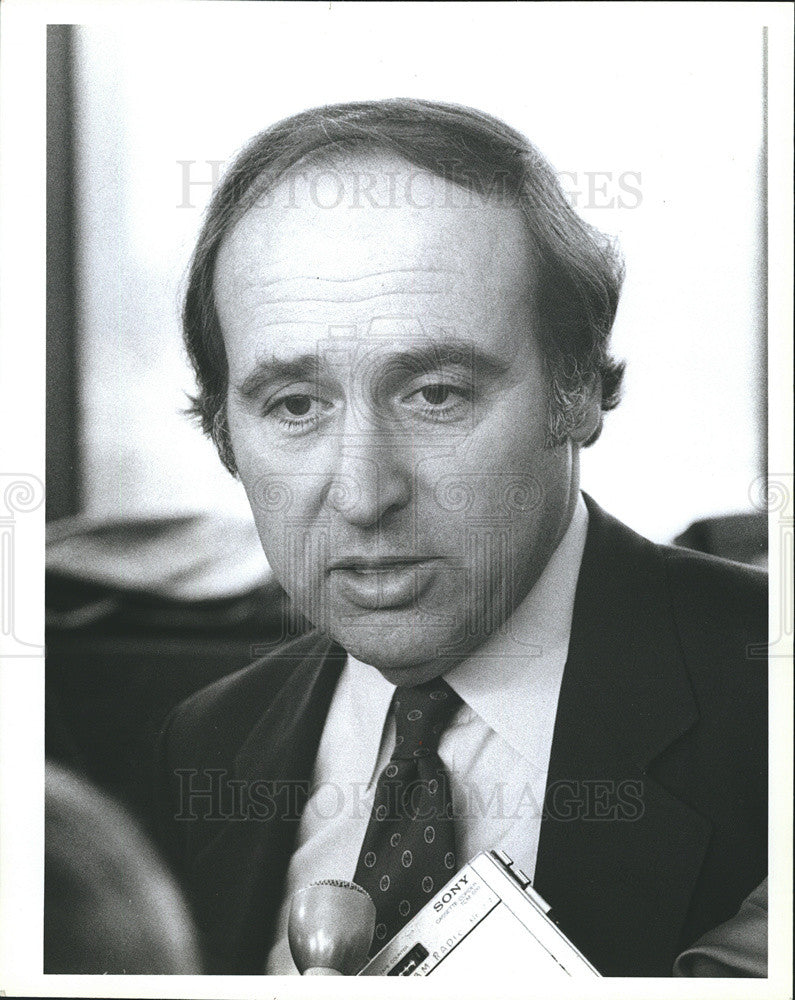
[283,394,312,416]
[421,384,451,406]
[405,382,470,422]
[267,393,332,432]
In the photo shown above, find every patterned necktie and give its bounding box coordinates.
[353,679,462,954]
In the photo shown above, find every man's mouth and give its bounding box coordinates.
[328,557,439,609]
[329,556,435,572]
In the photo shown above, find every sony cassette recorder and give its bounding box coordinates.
[358,849,601,978]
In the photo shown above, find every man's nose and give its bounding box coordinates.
[325,413,412,528]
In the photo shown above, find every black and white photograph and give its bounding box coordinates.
[0,1,792,996]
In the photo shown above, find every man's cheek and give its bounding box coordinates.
[260,521,330,621]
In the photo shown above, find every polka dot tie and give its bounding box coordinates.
[353,680,462,954]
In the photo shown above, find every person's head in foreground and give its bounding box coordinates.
[45,763,201,974]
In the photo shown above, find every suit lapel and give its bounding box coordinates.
[535,497,711,976]
[188,635,346,972]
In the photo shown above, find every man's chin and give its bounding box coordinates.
[327,621,469,687]
[366,658,451,688]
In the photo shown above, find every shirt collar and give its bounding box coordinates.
[445,493,589,767]
[340,653,396,788]
[344,493,589,778]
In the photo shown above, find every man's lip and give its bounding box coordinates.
[328,556,437,572]
[328,557,439,610]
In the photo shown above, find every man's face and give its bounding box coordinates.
[215,154,582,685]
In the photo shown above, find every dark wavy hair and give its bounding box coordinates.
[183,98,625,474]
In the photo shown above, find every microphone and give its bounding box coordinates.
[288,878,376,975]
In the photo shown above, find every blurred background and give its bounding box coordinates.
[45,8,768,808]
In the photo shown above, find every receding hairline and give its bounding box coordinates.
[212,142,542,333]
[215,140,529,258]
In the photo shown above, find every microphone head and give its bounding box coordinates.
[288,878,376,975]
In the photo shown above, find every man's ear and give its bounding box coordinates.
[569,375,602,446]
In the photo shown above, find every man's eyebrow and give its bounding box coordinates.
[233,340,512,402]
[234,354,320,401]
[384,341,512,379]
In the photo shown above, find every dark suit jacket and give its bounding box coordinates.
[153,496,767,976]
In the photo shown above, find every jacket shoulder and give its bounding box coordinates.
[658,543,767,683]
[582,495,767,667]
[582,497,767,755]
[660,542,767,631]
[161,630,336,768]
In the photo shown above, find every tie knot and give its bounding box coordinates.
[391,680,462,760]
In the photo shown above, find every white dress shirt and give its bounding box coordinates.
[264,494,589,973]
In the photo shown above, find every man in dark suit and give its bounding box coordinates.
[154,99,767,977]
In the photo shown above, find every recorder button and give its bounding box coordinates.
[491,849,513,868]
[524,883,553,915]
[511,867,531,888]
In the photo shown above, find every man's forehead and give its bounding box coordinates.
[214,150,532,291]
[214,268,534,349]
